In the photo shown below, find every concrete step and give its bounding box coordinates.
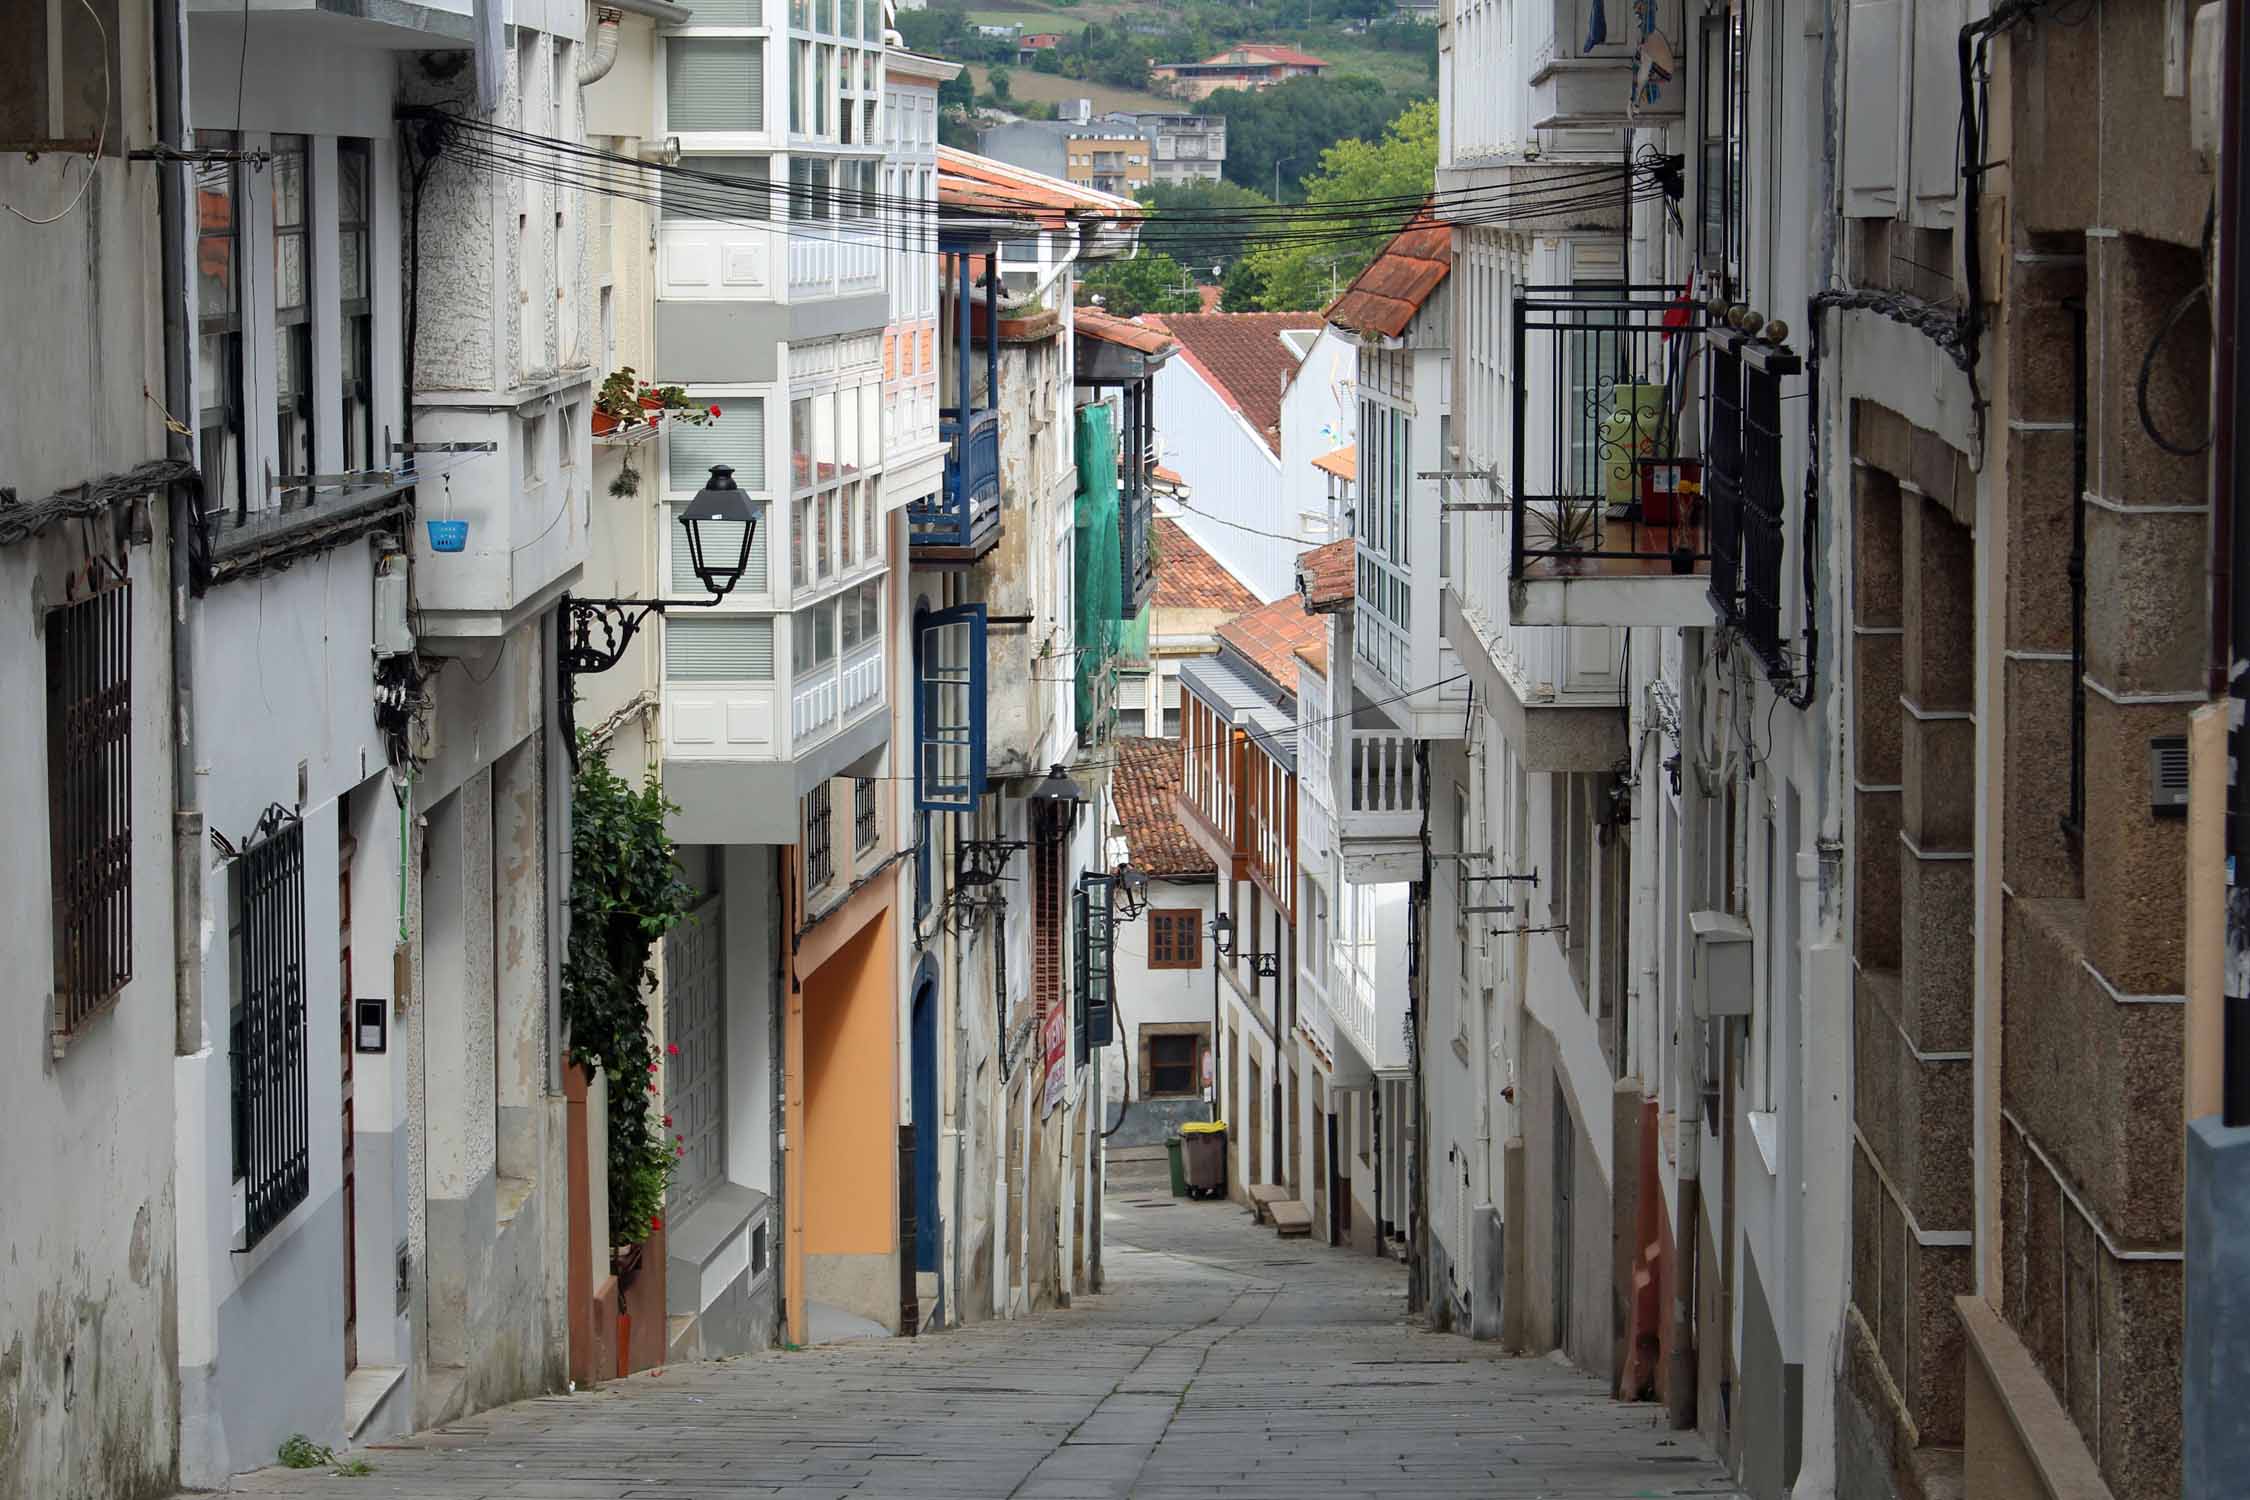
[1246,1184,1289,1224]
[1269,1200,1313,1237]
[343,1365,406,1441]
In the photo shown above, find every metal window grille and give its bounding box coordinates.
[230,808,309,1250]
[1704,343,1788,668]
[1032,805,1064,1017]
[805,782,835,891]
[854,776,877,852]
[47,582,134,1036]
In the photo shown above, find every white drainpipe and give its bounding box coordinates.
[577,7,622,85]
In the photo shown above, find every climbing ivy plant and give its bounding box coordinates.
[562,740,694,1246]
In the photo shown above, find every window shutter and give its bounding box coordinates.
[667,39,766,133]
[913,603,987,811]
[664,614,775,680]
[1842,0,1904,218]
[685,0,763,22]
[662,155,770,220]
[669,399,766,491]
[1907,0,1963,226]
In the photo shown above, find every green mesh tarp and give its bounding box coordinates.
[1074,403,1124,737]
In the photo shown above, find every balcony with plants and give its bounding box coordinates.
[911,250,1005,561]
[1505,284,1725,628]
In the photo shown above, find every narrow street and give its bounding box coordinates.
[215,1171,1744,1499]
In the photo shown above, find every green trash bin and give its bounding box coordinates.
[1164,1136,1189,1197]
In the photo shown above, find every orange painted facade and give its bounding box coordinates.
[784,855,901,1344]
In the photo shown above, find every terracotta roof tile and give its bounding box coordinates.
[1210,43,1329,66]
[1311,442,1356,481]
[1295,639,1329,676]
[1112,736,1213,878]
[1325,207,1450,341]
[1294,537,1355,614]
[1218,596,1326,695]
[1073,307,1177,354]
[937,146,1144,227]
[1151,517,1259,613]
[1141,311,1325,454]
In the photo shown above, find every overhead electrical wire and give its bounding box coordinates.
[409,108,1661,263]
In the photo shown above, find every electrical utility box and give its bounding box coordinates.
[1689,909,1754,1018]
[372,548,413,658]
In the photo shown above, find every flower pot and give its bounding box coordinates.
[426,519,469,553]
[592,409,623,437]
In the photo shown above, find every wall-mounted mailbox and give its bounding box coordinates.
[1689,909,1754,1018]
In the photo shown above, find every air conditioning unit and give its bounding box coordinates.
[1689,909,1753,1019]
[372,549,413,658]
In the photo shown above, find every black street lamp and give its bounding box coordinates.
[1113,862,1150,923]
[559,465,759,754]
[1207,909,1234,1124]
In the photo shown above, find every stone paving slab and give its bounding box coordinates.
[192,1181,1746,1500]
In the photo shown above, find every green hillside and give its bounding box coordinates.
[901,0,1436,200]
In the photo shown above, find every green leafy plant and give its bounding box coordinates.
[335,1457,376,1478]
[561,741,696,1246]
[594,367,722,433]
[277,1436,334,1470]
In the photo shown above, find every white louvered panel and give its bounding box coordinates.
[665,613,775,679]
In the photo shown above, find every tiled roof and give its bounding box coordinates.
[1206,43,1329,67]
[1294,537,1354,614]
[937,147,1144,227]
[1141,311,1325,454]
[1219,596,1327,695]
[1295,639,1329,676]
[1074,307,1176,354]
[1151,517,1259,614]
[1111,736,1213,878]
[1325,206,1450,340]
[1311,443,1356,482]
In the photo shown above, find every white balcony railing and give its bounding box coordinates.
[1333,933,1408,1074]
[791,637,884,744]
[1298,661,1334,812]
[1341,730,1419,837]
[787,223,884,302]
[1299,963,1336,1063]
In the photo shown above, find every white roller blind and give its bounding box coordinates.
[663,155,770,220]
[668,39,766,133]
[687,0,763,21]
[670,503,767,595]
[666,614,775,680]
[669,400,766,491]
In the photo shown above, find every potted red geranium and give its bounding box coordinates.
[593,367,723,496]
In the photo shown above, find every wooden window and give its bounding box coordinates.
[1144,1031,1204,1097]
[47,582,133,1036]
[1147,909,1201,969]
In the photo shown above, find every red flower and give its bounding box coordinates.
[650,1215,664,1232]
[647,1083,658,1093]
[662,1115,673,1127]
[667,1043,680,1056]
[648,1062,658,1073]
[707,405,722,417]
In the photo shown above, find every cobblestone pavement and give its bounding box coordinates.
[211,1173,1745,1499]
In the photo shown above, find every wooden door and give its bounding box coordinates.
[1552,1087,1573,1357]
[339,833,358,1373]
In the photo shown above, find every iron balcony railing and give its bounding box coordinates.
[1510,286,1712,579]
[1703,329,1799,671]
[231,807,309,1250]
[913,408,1002,551]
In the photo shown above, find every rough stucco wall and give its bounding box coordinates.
[1,534,180,1500]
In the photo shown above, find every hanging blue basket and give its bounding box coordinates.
[426,519,469,553]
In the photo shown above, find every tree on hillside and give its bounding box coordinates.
[1237,97,1437,311]
[1135,179,1278,275]
[1077,252,1204,316]
[1200,75,1412,202]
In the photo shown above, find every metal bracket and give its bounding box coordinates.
[561,597,666,680]
[1490,923,1569,937]
[391,441,499,455]
[1460,904,1516,915]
